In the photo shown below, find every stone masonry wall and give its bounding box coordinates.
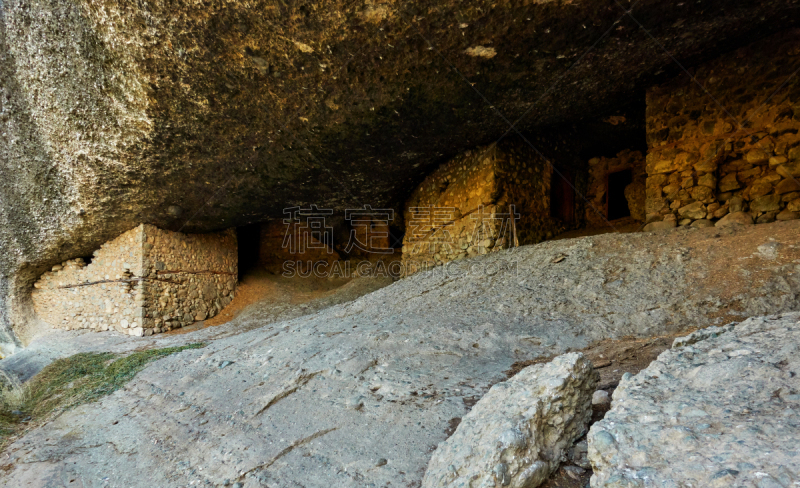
[259,220,340,274]
[32,225,146,334]
[32,224,236,337]
[141,225,237,335]
[402,141,572,274]
[645,30,800,229]
[585,149,647,227]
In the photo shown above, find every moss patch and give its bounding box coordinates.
[0,343,204,450]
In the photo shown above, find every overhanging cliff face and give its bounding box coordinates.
[0,0,798,351]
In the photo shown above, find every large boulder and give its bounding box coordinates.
[422,353,598,488]
[588,313,800,487]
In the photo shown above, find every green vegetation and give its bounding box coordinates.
[0,343,204,449]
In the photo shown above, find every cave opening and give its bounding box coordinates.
[607,169,633,221]
[236,224,261,281]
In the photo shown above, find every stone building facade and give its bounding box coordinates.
[645,30,800,228]
[585,149,647,228]
[401,141,576,273]
[32,224,237,336]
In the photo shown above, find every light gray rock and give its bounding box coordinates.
[589,313,800,487]
[592,389,610,407]
[422,353,598,488]
[570,439,591,470]
[671,322,736,348]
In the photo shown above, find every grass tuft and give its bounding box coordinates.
[0,343,204,450]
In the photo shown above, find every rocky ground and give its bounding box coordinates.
[589,313,800,488]
[1,221,800,487]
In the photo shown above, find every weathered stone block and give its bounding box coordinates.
[624,180,647,221]
[678,201,706,220]
[745,149,770,164]
[756,211,778,224]
[690,219,714,228]
[693,159,717,174]
[715,211,754,227]
[690,185,714,202]
[748,181,774,199]
[738,167,762,181]
[697,173,716,189]
[719,173,741,192]
[784,191,800,202]
[713,205,730,219]
[728,195,745,213]
[777,161,800,178]
[422,353,597,488]
[770,155,789,167]
[776,178,800,194]
[662,183,680,195]
[750,194,781,212]
[649,158,679,175]
[647,174,669,188]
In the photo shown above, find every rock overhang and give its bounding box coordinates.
[1,0,799,347]
[4,0,799,230]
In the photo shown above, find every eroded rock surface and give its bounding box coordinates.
[589,313,800,488]
[1,224,800,486]
[422,353,597,488]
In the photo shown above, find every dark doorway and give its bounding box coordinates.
[550,169,575,224]
[389,225,405,250]
[607,169,633,220]
[237,224,261,281]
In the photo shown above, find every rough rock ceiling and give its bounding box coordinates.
[7,0,800,231]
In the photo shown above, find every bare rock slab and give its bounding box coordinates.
[423,353,598,488]
[588,313,800,487]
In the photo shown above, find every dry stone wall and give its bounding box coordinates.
[32,224,236,337]
[258,215,400,279]
[32,226,146,334]
[645,30,800,229]
[142,225,237,335]
[259,220,340,275]
[401,141,574,274]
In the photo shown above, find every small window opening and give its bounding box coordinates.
[607,169,633,221]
